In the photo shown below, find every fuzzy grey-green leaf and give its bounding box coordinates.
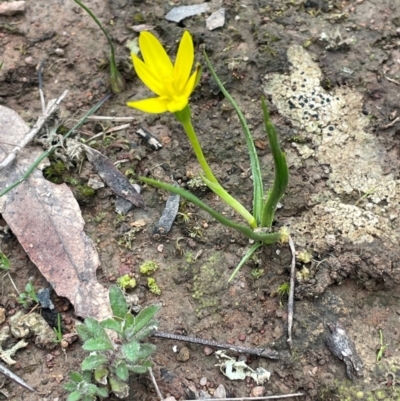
[109,285,127,319]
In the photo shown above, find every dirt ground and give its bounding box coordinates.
[1,0,400,400]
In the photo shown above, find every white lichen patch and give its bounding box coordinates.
[264,45,399,250]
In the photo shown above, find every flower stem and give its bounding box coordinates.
[174,106,256,228]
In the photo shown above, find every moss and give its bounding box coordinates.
[117,274,136,289]
[139,261,158,275]
[44,160,67,184]
[147,278,161,295]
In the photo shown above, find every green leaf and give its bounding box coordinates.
[69,371,83,383]
[95,386,109,397]
[94,366,108,385]
[203,50,264,223]
[83,337,113,352]
[122,341,140,362]
[0,252,10,270]
[124,313,134,329]
[132,322,157,342]
[261,98,289,228]
[81,396,95,401]
[67,391,82,401]
[134,343,156,360]
[109,285,127,319]
[64,382,78,392]
[130,364,151,374]
[84,318,109,340]
[76,324,93,342]
[131,304,160,336]
[81,355,109,371]
[228,242,263,283]
[140,177,282,244]
[86,383,100,396]
[115,360,129,381]
[109,377,130,398]
[100,318,121,333]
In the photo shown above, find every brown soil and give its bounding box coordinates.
[1,0,400,400]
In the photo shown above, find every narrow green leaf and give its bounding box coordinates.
[82,337,113,352]
[84,318,109,341]
[140,177,281,244]
[81,355,108,371]
[122,341,140,362]
[109,285,127,319]
[261,98,289,227]
[201,175,256,228]
[203,50,264,223]
[131,304,160,336]
[115,360,129,381]
[130,364,151,374]
[67,391,82,401]
[228,242,263,282]
[0,252,10,270]
[100,318,121,333]
[132,321,157,342]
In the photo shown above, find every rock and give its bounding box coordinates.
[200,376,207,386]
[176,346,190,362]
[214,384,226,398]
[204,346,214,355]
[250,386,265,397]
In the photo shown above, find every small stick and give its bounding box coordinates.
[287,236,296,348]
[168,393,304,401]
[148,367,163,401]
[87,123,130,142]
[153,331,279,360]
[87,116,136,122]
[0,362,34,392]
[0,90,69,170]
[380,116,400,130]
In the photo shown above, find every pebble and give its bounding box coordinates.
[238,333,246,341]
[250,386,265,397]
[176,346,190,362]
[163,397,177,401]
[204,346,214,355]
[54,48,64,56]
[214,384,226,398]
[0,306,6,324]
[200,377,207,386]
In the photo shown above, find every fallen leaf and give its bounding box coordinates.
[83,145,145,209]
[0,105,111,321]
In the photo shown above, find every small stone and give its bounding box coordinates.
[176,346,190,362]
[54,48,64,56]
[214,384,226,398]
[200,377,207,386]
[0,306,6,324]
[250,386,265,397]
[163,398,177,401]
[24,56,34,65]
[204,346,214,355]
[238,334,246,341]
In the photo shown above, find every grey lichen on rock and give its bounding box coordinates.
[264,45,399,254]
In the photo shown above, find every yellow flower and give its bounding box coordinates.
[127,31,200,114]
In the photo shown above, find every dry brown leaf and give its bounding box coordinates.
[83,144,145,209]
[0,105,111,321]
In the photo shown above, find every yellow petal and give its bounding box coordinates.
[182,65,200,99]
[139,32,173,79]
[132,54,165,96]
[174,31,194,93]
[127,97,168,114]
[166,96,189,113]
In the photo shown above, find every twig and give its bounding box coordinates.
[170,393,304,400]
[87,116,135,122]
[287,235,296,348]
[148,367,163,401]
[38,60,46,114]
[87,123,130,142]
[153,331,279,360]
[0,90,69,171]
[379,116,400,130]
[0,362,34,392]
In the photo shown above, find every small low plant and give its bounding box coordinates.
[17,279,38,308]
[64,286,160,400]
[0,251,10,271]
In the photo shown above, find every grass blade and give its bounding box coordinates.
[228,242,262,282]
[203,51,264,224]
